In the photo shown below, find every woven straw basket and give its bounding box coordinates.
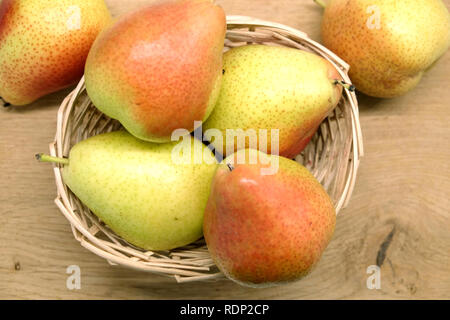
[47,16,363,283]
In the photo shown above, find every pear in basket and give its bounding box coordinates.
[37,131,218,251]
[202,44,348,159]
[203,149,336,287]
[317,0,450,98]
[0,0,111,106]
[84,0,226,143]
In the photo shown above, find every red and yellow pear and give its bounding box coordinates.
[318,0,450,98]
[0,0,111,106]
[203,149,336,287]
[84,0,226,143]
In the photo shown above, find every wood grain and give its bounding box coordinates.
[1,0,449,299]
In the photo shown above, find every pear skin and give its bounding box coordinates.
[85,0,226,143]
[0,0,111,105]
[202,45,343,159]
[45,131,218,251]
[320,0,450,98]
[203,149,336,287]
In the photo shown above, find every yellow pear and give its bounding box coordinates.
[37,131,218,251]
[203,45,343,159]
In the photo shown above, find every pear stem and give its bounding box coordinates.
[333,79,356,92]
[227,163,234,171]
[36,153,69,165]
[0,97,11,107]
[314,0,327,9]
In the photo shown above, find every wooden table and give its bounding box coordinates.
[1,0,449,300]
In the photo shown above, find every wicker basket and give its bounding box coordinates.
[47,16,363,283]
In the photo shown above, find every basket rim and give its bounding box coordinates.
[48,15,364,283]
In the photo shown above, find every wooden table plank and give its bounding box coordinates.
[0,0,449,299]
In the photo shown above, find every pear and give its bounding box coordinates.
[318,0,450,98]
[0,0,111,106]
[203,149,336,287]
[84,0,226,143]
[202,44,343,159]
[37,131,218,251]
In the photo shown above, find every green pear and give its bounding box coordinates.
[84,0,226,143]
[0,0,111,106]
[318,0,450,98]
[202,44,344,159]
[203,149,336,287]
[37,131,218,251]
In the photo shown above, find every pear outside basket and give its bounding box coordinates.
[47,16,364,283]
